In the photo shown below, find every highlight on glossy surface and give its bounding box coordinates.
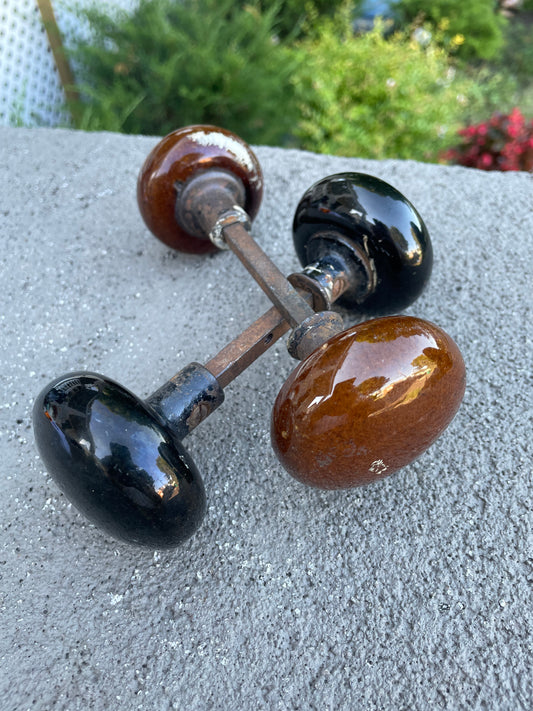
[272,316,465,489]
[33,373,206,548]
[137,125,263,253]
[293,173,432,315]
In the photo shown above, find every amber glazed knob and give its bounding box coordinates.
[137,125,263,254]
[271,316,465,489]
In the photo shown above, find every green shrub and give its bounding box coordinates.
[454,16,533,123]
[256,1,361,38]
[68,0,301,144]
[293,11,474,161]
[499,15,533,88]
[395,0,507,60]
[455,64,518,121]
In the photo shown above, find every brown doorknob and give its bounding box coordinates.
[271,315,466,489]
[137,124,263,253]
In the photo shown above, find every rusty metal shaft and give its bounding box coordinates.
[205,298,304,390]
[178,169,317,328]
[172,168,348,406]
[220,220,316,328]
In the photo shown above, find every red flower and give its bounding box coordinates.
[444,109,533,172]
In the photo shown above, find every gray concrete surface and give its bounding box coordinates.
[0,126,531,710]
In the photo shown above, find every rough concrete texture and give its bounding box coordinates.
[0,127,531,711]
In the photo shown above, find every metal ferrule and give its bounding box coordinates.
[145,363,225,440]
[288,256,351,312]
[209,206,252,250]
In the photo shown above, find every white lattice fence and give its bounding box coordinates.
[0,0,136,127]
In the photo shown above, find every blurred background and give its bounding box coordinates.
[1,0,532,169]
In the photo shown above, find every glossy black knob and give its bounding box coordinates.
[33,373,205,548]
[293,173,433,315]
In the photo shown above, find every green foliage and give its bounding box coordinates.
[68,0,301,145]
[453,12,533,125]
[256,1,361,38]
[394,0,507,60]
[499,16,533,88]
[293,11,474,161]
[455,64,518,122]
[63,0,533,164]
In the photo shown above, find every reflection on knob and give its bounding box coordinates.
[271,316,465,489]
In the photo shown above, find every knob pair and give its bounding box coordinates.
[33,125,465,548]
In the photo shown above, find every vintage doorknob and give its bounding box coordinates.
[272,315,465,489]
[33,125,464,547]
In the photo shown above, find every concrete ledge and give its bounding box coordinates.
[0,127,531,710]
